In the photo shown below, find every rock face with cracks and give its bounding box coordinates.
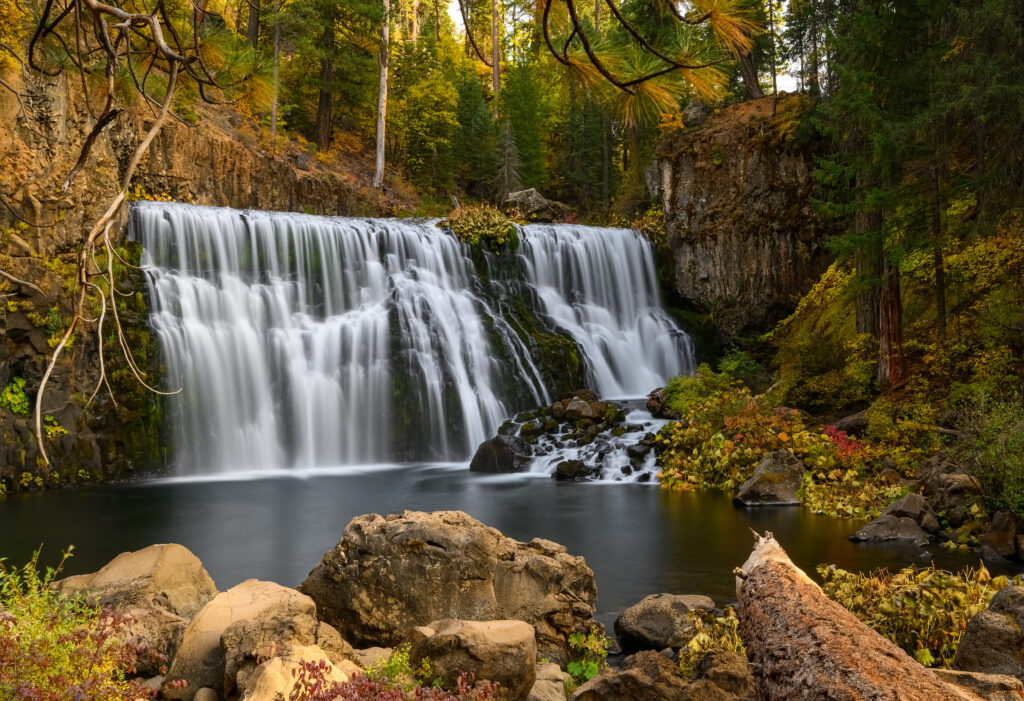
[299,510,599,665]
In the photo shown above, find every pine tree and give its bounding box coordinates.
[495,119,523,202]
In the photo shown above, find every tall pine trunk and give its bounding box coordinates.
[247,0,260,47]
[877,260,904,391]
[738,51,764,99]
[373,0,390,189]
[315,14,335,152]
[491,0,499,101]
[269,0,279,149]
[931,168,947,339]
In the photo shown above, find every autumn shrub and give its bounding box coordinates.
[0,548,154,700]
[440,205,518,249]
[287,657,499,701]
[956,395,1024,518]
[677,609,745,677]
[819,563,1019,668]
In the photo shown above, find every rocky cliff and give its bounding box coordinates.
[0,70,391,489]
[654,95,833,340]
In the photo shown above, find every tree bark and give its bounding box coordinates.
[932,168,947,340]
[315,14,335,151]
[877,260,904,391]
[410,0,419,40]
[247,0,259,47]
[736,534,984,700]
[269,0,279,149]
[738,50,764,99]
[373,0,390,189]
[491,0,500,102]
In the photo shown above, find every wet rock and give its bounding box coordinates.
[551,401,566,419]
[470,435,530,473]
[849,515,931,547]
[614,593,716,653]
[565,397,600,422]
[626,443,651,460]
[299,510,599,665]
[646,387,670,418]
[407,619,537,699]
[733,450,805,507]
[933,669,1024,700]
[955,587,1024,680]
[982,512,1020,559]
[554,459,598,481]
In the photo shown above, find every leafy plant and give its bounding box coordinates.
[440,205,518,249]
[286,657,498,701]
[44,415,67,442]
[956,395,1024,518]
[0,547,154,700]
[678,609,745,677]
[819,562,1019,668]
[566,627,610,685]
[1,376,30,415]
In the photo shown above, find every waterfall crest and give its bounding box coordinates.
[134,202,693,473]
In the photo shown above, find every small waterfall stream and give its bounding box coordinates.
[133,202,693,474]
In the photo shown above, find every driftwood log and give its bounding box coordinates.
[735,533,987,700]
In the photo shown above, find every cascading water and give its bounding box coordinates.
[133,201,694,474]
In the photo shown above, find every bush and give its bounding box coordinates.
[0,376,30,415]
[677,609,745,677]
[287,657,499,701]
[819,562,1019,668]
[0,548,153,700]
[957,395,1024,518]
[440,205,518,248]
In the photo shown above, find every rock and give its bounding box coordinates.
[834,411,868,436]
[733,450,805,506]
[193,689,219,701]
[163,580,319,700]
[351,646,392,668]
[503,188,572,222]
[528,662,572,701]
[982,512,1020,559]
[56,543,218,676]
[565,397,600,422]
[570,650,689,700]
[554,459,598,481]
[920,511,941,534]
[614,593,716,653]
[1016,535,1024,560]
[955,586,1024,680]
[234,644,359,701]
[880,493,928,522]
[626,443,651,460]
[848,515,932,546]
[299,511,599,665]
[407,619,537,699]
[694,650,756,699]
[470,435,530,473]
[933,669,1024,701]
[647,388,675,418]
[551,401,566,419]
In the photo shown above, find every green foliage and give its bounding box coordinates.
[566,628,610,687]
[365,643,438,689]
[678,609,745,678]
[819,563,1020,668]
[44,415,67,442]
[957,395,1024,518]
[440,205,518,249]
[0,547,152,699]
[1,376,30,415]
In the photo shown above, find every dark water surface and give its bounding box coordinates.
[0,466,1001,627]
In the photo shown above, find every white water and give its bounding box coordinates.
[134,202,693,474]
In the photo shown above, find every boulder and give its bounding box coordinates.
[694,650,756,699]
[982,512,1020,559]
[470,435,531,473]
[834,411,868,436]
[933,669,1024,701]
[56,543,218,676]
[848,515,932,546]
[880,493,928,522]
[299,511,599,665]
[163,580,319,700]
[565,397,601,422]
[407,619,537,699]
[954,586,1024,680]
[919,456,982,526]
[570,649,753,700]
[503,188,572,222]
[192,689,218,701]
[528,662,572,701]
[554,459,599,481]
[647,387,670,418]
[351,647,392,668]
[614,593,716,654]
[234,644,360,701]
[733,450,805,506]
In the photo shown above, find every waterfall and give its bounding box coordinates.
[133,202,693,474]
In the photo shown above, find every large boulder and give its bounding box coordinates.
[470,434,531,473]
[954,586,1024,680]
[733,450,805,507]
[848,515,931,547]
[570,649,754,700]
[407,619,537,699]
[299,510,599,664]
[981,512,1021,559]
[56,543,218,676]
[503,188,571,222]
[614,593,716,654]
[528,662,572,701]
[163,580,320,700]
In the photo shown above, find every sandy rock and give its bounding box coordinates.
[351,646,392,668]
[407,619,537,699]
[163,580,318,700]
[614,593,716,653]
[192,689,218,701]
[300,510,599,664]
[733,450,805,506]
[933,669,1024,701]
[569,649,754,700]
[528,662,571,701]
[235,644,360,701]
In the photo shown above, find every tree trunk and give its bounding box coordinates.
[600,112,609,209]
[932,168,947,339]
[269,0,279,150]
[315,16,335,152]
[491,0,500,102]
[247,0,259,47]
[738,51,764,99]
[434,0,440,40]
[877,260,904,391]
[736,534,984,700]
[373,0,390,189]
[767,0,778,116]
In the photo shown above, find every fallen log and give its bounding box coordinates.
[735,533,989,700]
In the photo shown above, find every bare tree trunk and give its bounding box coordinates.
[767,0,778,115]
[601,113,609,209]
[434,0,440,40]
[410,0,419,40]
[315,15,335,151]
[932,168,947,340]
[373,0,390,189]
[269,0,279,151]
[738,51,764,99]
[491,0,500,102]
[247,0,260,47]
[877,261,904,391]
[736,534,983,700]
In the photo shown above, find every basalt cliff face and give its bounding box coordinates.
[0,71,387,487]
[654,95,833,340]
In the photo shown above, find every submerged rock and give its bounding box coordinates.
[849,515,932,547]
[733,449,805,506]
[614,593,716,654]
[299,510,599,665]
